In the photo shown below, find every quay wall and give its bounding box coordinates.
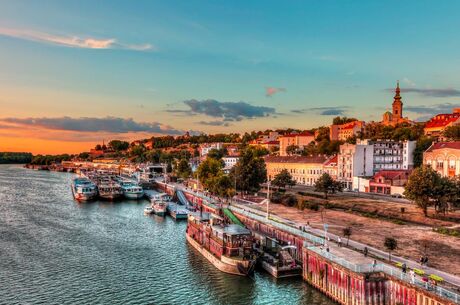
[153,184,457,305]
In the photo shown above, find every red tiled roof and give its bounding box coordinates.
[323,155,338,166]
[264,141,280,145]
[340,120,364,130]
[426,141,460,152]
[424,113,460,129]
[264,155,327,164]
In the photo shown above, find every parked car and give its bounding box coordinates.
[391,193,403,198]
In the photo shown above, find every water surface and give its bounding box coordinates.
[0,164,334,305]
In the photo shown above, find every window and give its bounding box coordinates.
[436,160,444,170]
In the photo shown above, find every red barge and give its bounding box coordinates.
[186,212,256,276]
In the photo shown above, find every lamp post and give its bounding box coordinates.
[266,181,271,219]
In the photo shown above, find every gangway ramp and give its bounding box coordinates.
[176,190,191,206]
[223,208,245,227]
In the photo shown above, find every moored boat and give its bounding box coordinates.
[168,202,188,220]
[186,212,256,276]
[152,200,167,216]
[120,181,144,200]
[98,183,123,201]
[71,178,98,202]
[144,206,154,214]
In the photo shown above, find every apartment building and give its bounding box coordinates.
[279,131,315,156]
[423,142,460,177]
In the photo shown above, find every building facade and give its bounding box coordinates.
[222,156,239,173]
[423,142,460,177]
[329,120,365,141]
[279,132,315,156]
[358,139,416,173]
[424,108,460,137]
[338,143,374,190]
[264,155,334,186]
[199,142,224,157]
[366,170,411,195]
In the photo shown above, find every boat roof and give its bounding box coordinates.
[189,211,211,221]
[212,224,251,236]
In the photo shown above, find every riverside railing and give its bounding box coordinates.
[229,203,460,304]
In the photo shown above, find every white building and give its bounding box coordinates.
[338,143,374,191]
[200,142,224,157]
[222,156,239,173]
[358,139,416,173]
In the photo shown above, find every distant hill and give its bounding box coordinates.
[0,152,33,164]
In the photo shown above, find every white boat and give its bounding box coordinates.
[144,207,154,214]
[120,181,144,200]
[71,178,98,202]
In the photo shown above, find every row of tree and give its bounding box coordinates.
[0,152,33,164]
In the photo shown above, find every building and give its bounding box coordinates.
[424,108,460,137]
[225,145,240,157]
[199,142,223,157]
[222,156,239,173]
[329,120,365,141]
[322,155,338,180]
[264,155,336,186]
[338,143,374,190]
[358,139,416,173]
[381,81,412,126]
[366,170,411,195]
[423,142,460,177]
[279,131,315,156]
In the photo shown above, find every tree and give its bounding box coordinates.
[230,147,267,193]
[95,144,102,150]
[196,157,224,190]
[332,116,357,125]
[208,174,235,198]
[108,140,129,151]
[271,169,296,189]
[286,145,300,155]
[207,148,225,160]
[404,166,441,217]
[413,137,433,167]
[443,125,460,141]
[384,237,397,262]
[175,159,192,179]
[315,173,343,199]
[342,227,352,246]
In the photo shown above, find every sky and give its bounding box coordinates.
[1,0,460,154]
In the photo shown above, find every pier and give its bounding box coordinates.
[158,182,460,305]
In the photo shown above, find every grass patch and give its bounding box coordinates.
[433,227,460,238]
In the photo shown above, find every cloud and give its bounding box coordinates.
[405,103,460,115]
[291,106,349,116]
[265,87,286,97]
[0,116,184,135]
[402,77,416,87]
[0,27,153,51]
[386,86,460,98]
[178,99,276,121]
[197,120,231,127]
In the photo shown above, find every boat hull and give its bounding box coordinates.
[123,192,144,200]
[153,209,166,217]
[186,234,254,276]
[99,193,123,201]
[170,211,188,220]
[71,187,97,202]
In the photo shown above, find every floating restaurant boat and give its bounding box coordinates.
[151,200,168,217]
[97,183,123,201]
[186,212,256,276]
[167,202,188,220]
[71,178,98,202]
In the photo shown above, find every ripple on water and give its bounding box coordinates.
[0,164,334,305]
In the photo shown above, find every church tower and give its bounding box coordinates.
[392,81,403,122]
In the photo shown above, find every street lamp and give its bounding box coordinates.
[266,180,271,219]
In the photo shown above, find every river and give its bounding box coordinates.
[0,164,334,305]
